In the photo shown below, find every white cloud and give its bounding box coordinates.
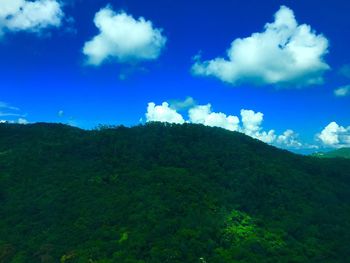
[146,102,185,124]
[0,118,28,124]
[192,5,329,87]
[0,0,63,36]
[241,109,264,135]
[188,104,240,131]
[17,118,28,124]
[318,122,350,148]
[83,6,167,66]
[240,109,276,143]
[277,129,302,148]
[0,101,29,124]
[145,101,303,148]
[334,85,350,97]
[58,110,64,117]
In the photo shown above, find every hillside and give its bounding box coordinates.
[0,122,350,263]
[312,148,350,159]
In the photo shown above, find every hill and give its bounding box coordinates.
[312,148,350,159]
[0,122,350,263]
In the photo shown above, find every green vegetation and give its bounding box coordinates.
[0,122,350,262]
[312,148,350,159]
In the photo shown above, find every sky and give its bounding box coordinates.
[0,0,349,153]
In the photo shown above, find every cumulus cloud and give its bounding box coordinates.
[0,0,64,36]
[240,109,276,143]
[317,122,350,148]
[192,5,329,87]
[83,6,167,66]
[277,129,302,148]
[146,102,185,124]
[145,101,303,148]
[334,85,350,97]
[189,104,240,131]
[240,109,264,135]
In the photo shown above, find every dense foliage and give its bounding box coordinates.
[0,122,350,263]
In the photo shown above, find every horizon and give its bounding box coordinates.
[1,120,346,156]
[0,0,349,153]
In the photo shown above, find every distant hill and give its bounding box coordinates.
[0,122,350,263]
[312,147,350,159]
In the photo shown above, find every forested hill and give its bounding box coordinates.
[312,148,350,159]
[0,122,350,263]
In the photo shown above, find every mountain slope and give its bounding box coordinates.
[0,122,350,263]
[312,148,350,159]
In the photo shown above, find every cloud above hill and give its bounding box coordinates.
[192,5,329,87]
[277,130,302,148]
[0,101,28,124]
[0,118,28,124]
[0,0,64,37]
[145,101,303,148]
[240,109,276,143]
[83,6,167,66]
[189,104,240,132]
[318,122,350,148]
[146,102,185,124]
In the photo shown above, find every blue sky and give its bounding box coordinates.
[0,0,349,152]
